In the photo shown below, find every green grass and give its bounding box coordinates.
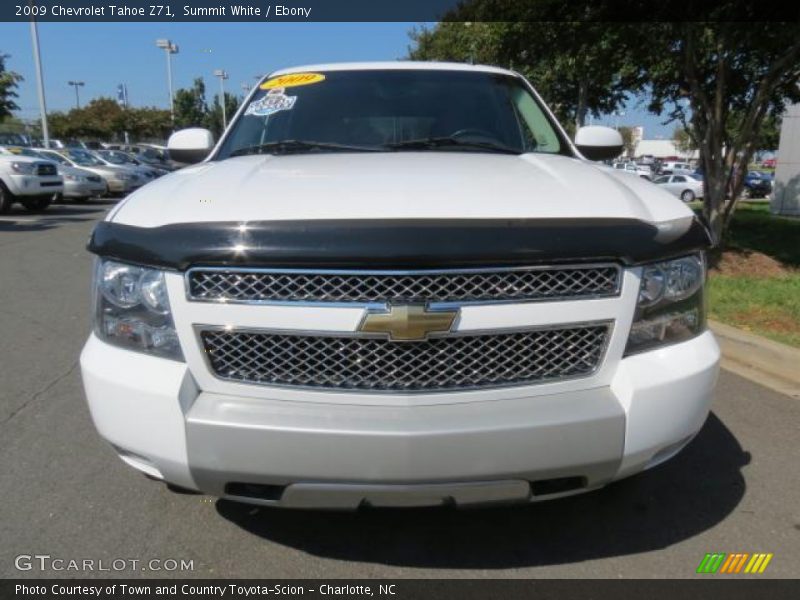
[708,276,800,347]
[693,203,800,347]
[724,203,800,268]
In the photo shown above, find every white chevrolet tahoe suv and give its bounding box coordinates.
[81,63,720,509]
[0,152,63,213]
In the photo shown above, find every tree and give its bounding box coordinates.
[173,78,208,129]
[49,98,125,139]
[727,112,781,157]
[409,10,644,129]
[205,92,241,138]
[618,126,636,158]
[409,1,800,248]
[672,127,696,156]
[642,21,800,246]
[0,53,23,119]
[121,106,172,141]
[0,114,32,135]
[49,98,171,142]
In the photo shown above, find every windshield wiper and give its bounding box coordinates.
[229,140,382,157]
[386,136,522,155]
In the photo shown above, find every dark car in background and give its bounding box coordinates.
[742,171,773,198]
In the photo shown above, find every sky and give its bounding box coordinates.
[0,21,675,138]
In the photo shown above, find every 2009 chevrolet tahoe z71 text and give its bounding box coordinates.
[81,63,719,509]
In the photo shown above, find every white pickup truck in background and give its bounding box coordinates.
[0,153,64,213]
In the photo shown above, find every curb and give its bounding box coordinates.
[709,320,800,399]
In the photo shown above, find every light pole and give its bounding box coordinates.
[155,38,179,121]
[67,80,84,109]
[29,17,49,148]
[213,69,229,130]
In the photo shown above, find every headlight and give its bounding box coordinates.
[10,161,36,175]
[93,259,183,360]
[625,253,706,355]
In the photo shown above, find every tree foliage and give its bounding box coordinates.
[173,78,241,138]
[205,91,241,138]
[46,77,243,144]
[617,126,636,158]
[173,78,208,129]
[408,1,800,247]
[0,53,23,119]
[672,127,696,155]
[642,22,800,244]
[410,21,642,129]
[48,98,171,142]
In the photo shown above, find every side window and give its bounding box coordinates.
[43,152,66,165]
[673,176,686,183]
[509,86,560,153]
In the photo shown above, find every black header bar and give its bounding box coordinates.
[4,579,800,600]
[2,1,798,22]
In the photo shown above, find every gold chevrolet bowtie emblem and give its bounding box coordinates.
[359,304,459,341]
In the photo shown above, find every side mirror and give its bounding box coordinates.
[574,126,624,161]
[167,128,214,165]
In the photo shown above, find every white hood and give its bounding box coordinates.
[110,153,693,228]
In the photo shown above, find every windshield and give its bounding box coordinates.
[65,149,104,167]
[38,151,68,165]
[216,69,565,159]
[139,147,166,160]
[99,151,131,165]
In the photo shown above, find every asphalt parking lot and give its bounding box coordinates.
[1,201,798,579]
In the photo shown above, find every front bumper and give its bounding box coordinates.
[80,331,719,508]
[64,180,107,198]
[106,179,132,193]
[4,174,64,196]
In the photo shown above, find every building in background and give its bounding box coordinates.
[633,138,699,160]
[771,103,800,217]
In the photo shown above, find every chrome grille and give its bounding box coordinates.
[200,324,610,392]
[187,265,620,305]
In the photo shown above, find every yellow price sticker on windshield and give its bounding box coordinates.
[260,72,325,89]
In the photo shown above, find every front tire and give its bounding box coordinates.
[0,182,13,214]
[20,195,52,213]
[680,190,695,202]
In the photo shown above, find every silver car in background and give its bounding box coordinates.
[38,149,142,196]
[96,150,169,179]
[652,174,705,202]
[612,161,653,180]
